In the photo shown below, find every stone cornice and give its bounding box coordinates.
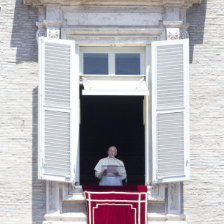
[163,20,183,28]
[43,20,62,27]
[24,0,201,8]
[64,27,163,36]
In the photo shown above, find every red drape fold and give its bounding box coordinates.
[83,185,147,224]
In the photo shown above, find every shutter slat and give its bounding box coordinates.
[158,154,184,158]
[44,110,71,177]
[151,39,189,183]
[45,76,70,82]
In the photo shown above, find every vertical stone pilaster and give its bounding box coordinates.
[164,7,180,21]
[36,22,46,40]
[36,4,62,40]
[36,7,46,42]
[168,182,181,214]
[163,6,189,40]
[46,181,62,213]
[44,4,62,39]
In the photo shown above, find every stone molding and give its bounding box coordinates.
[167,28,180,40]
[44,20,62,39]
[24,0,201,8]
[62,27,163,45]
[36,20,62,41]
[163,20,189,40]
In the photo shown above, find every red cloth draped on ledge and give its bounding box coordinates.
[83,185,147,224]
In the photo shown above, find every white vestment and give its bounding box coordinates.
[94,157,127,186]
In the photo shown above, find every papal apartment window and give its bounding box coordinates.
[38,37,190,186]
[79,47,147,185]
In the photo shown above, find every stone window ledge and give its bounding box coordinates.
[43,212,186,223]
[64,184,166,202]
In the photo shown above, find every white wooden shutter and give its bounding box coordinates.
[38,37,79,183]
[151,39,190,183]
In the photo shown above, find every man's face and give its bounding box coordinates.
[107,147,117,158]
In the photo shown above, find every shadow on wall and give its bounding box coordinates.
[187,0,207,63]
[11,0,38,63]
[33,87,46,224]
[11,0,45,222]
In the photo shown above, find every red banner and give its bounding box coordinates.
[83,186,147,224]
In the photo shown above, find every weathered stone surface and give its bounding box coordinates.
[23,0,201,7]
[0,0,46,224]
[184,0,224,223]
[64,11,162,26]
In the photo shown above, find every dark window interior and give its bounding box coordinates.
[80,89,145,185]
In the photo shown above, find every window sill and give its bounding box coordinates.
[64,184,166,202]
[44,212,186,223]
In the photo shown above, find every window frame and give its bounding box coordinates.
[80,46,146,77]
[76,45,151,185]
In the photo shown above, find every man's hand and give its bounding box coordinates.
[102,169,107,176]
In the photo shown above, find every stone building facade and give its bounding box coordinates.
[0,0,224,224]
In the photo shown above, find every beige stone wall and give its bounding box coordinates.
[184,0,224,223]
[0,0,46,224]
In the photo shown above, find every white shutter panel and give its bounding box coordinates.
[151,39,190,183]
[38,37,79,183]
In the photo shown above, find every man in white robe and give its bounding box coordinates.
[94,146,127,186]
